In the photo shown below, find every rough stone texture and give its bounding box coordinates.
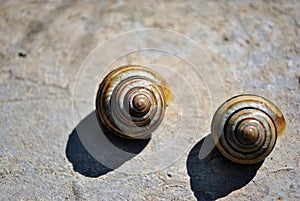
[0,1,299,200]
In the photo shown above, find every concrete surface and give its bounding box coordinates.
[0,1,299,200]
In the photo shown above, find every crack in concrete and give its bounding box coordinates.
[0,68,71,98]
[0,97,70,105]
[270,167,293,174]
[14,74,70,93]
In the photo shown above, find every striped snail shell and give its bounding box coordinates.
[95,65,172,139]
[211,94,286,164]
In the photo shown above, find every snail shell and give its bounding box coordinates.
[95,65,172,139]
[211,94,286,164]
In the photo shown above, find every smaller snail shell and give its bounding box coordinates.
[96,65,171,139]
[211,94,286,164]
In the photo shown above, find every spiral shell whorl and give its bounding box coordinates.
[96,65,171,139]
[211,95,286,164]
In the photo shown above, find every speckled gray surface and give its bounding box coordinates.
[0,1,299,200]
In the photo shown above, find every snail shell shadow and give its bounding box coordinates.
[66,110,150,178]
[187,134,263,201]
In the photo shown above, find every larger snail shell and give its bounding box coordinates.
[96,65,172,139]
[211,94,286,164]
